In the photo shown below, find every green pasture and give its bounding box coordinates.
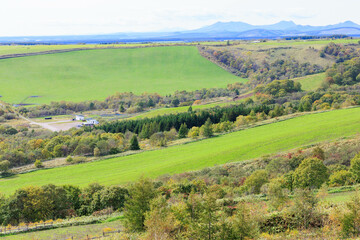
[293,73,326,91]
[0,46,244,104]
[129,99,245,120]
[1,107,360,195]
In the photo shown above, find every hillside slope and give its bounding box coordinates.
[1,107,360,195]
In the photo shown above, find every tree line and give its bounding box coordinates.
[94,104,272,134]
[20,83,247,118]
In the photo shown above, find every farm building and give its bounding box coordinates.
[75,115,85,121]
[86,119,99,125]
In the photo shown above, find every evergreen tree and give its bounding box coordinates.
[130,135,140,150]
[188,106,193,112]
[139,124,151,139]
[178,123,188,138]
[303,101,312,111]
[202,118,213,138]
[196,193,219,239]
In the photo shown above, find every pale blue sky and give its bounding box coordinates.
[0,0,359,36]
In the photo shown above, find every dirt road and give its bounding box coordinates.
[19,115,79,132]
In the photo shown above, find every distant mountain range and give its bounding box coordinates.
[1,21,360,44]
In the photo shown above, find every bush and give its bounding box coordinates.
[66,156,74,163]
[0,160,10,173]
[188,127,200,138]
[243,170,268,194]
[73,156,87,164]
[94,147,101,157]
[350,153,360,182]
[66,156,86,165]
[34,159,43,168]
[150,132,167,147]
[341,193,360,237]
[329,170,355,187]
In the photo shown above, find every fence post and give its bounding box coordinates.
[103,231,105,237]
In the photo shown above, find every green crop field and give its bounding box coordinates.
[0,46,244,104]
[293,73,326,91]
[1,107,360,195]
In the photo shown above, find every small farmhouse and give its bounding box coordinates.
[86,119,99,125]
[75,115,85,121]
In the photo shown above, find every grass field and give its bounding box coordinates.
[293,73,326,91]
[1,107,360,195]
[129,98,244,120]
[0,42,231,56]
[0,46,244,104]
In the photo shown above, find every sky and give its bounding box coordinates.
[0,0,359,36]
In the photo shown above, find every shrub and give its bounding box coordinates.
[293,158,329,189]
[188,127,200,138]
[341,193,360,237]
[66,156,74,163]
[350,153,360,182]
[267,177,289,210]
[243,170,268,194]
[0,160,10,173]
[66,156,86,165]
[94,147,101,157]
[329,170,355,187]
[150,132,167,147]
[287,189,323,229]
[73,156,87,164]
[34,159,43,168]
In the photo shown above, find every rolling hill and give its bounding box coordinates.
[1,107,360,195]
